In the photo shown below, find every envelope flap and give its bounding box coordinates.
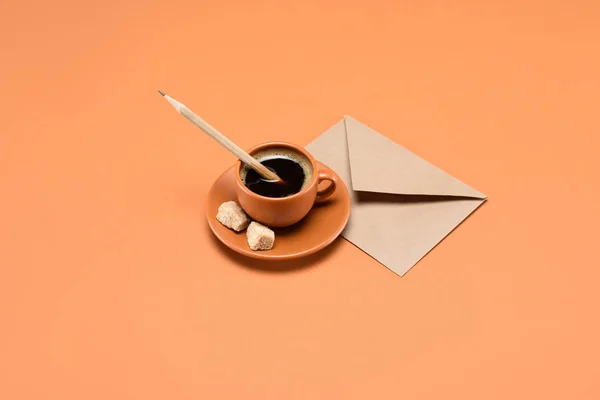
[345,116,486,198]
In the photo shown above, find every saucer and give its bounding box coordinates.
[206,162,350,260]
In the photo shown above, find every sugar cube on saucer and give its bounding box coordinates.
[246,222,275,251]
[216,201,251,232]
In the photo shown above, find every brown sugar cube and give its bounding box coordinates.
[246,221,275,251]
[216,201,251,232]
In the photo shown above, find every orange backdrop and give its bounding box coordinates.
[1,1,599,399]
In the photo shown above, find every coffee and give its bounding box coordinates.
[240,148,313,198]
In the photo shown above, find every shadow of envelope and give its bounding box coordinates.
[306,116,487,276]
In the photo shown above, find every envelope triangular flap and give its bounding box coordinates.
[344,116,486,199]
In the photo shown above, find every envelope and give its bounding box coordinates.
[305,116,487,276]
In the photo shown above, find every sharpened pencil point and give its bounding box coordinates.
[158,90,165,96]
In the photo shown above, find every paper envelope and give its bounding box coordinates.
[305,116,487,276]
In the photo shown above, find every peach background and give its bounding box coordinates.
[1,1,599,399]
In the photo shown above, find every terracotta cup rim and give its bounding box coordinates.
[234,141,318,202]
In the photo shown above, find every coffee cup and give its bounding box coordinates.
[235,142,338,228]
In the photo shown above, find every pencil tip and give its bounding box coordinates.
[158,90,165,96]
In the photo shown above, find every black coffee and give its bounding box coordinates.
[244,157,306,198]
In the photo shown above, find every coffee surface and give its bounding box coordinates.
[244,157,307,198]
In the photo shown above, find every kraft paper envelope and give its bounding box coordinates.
[305,116,487,276]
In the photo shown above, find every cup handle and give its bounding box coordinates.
[315,167,338,204]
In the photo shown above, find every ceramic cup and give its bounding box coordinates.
[235,142,338,228]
